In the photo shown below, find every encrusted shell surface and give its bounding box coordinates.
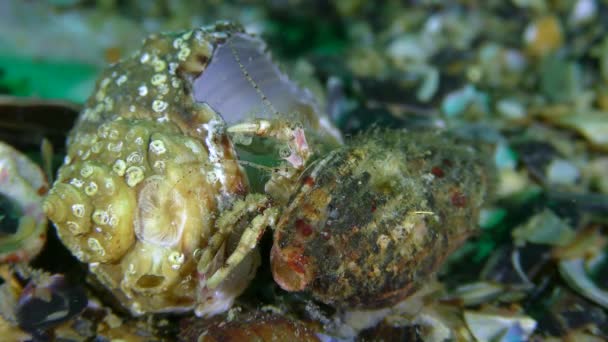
[271,130,492,308]
[43,23,255,315]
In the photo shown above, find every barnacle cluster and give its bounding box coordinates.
[43,23,254,316]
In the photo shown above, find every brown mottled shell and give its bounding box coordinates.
[43,23,252,315]
[178,310,320,342]
[271,130,492,308]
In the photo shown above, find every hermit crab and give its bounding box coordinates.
[43,21,492,318]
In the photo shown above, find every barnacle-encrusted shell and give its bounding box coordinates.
[271,130,492,308]
[44,23,253,315]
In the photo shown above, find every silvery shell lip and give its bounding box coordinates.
[193,32,342,144]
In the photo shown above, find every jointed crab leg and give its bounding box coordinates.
[197,194,277,288]
[205,205,278,289]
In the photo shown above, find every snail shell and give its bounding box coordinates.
[43,23,254,315]
[271,130,492,308]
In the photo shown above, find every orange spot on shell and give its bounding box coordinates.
[104,47,122,63]
[3,254,21,263]
[270,245,313,292]
[295,219,313,237]
[303,176,315,187]
[37,186,48,195]
[431,166,445,178]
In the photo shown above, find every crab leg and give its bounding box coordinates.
[197,194,275,282]
[205,206,278,289]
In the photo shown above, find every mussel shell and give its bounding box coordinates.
[16,275,87,333]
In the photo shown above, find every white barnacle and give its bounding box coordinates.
[66,221,84,235]
[70,178,84,188]
[87,238,106,256]
[112,159,126,176]
[107,141,123,153]
[135,136,144,145]
[180,30,192,41]
[140,53,150,64]
[206,171,218,184]
[85,182,98,196]
[173,37,184,49]
[97,124,110,139]
[153,160,165,173]
[71,204,86,218]
[178,46,191,61]
[377,234,391,251]
[152,100,168,113]
[80,164,94,178]
[103,97,114,111]
[104,178,115,194]
[138,85,148,97]
[168,251,185,270]
[100,77,111,89]
[81,150,91,160]
[202,118,228,195]
[152,57,166,72]
[91,141,104,153]
[92,209,110,225]
[168,63,178,75]
[93,103,104,114]
[108,129,120,141]
[184,140,201,154]
[116,75,128,86]
[149,140,167,155]
[158,84,169,95]
[95,89,106,102]
[126,152,143,164]
[108,215,119,227]
[422,173,435,183]
[151,74,167,86]
[125,166,145,187]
